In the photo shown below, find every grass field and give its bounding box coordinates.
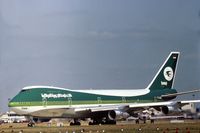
[0,120,200,133]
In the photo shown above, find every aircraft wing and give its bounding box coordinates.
[28,100,200,118]
[75,100,200,114]
[128,101,174,108]
[129,100,200,109]
[178,100,200,106]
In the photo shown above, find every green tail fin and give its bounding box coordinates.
[147,52,179,90]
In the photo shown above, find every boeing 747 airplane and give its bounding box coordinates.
[8,52,200,125]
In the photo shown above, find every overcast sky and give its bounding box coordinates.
[0,0,200,112]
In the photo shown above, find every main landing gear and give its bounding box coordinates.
[27,120,35,127]
[27,117,35,127]
[135,117,154,124]
[69,118,117,126]
[70,119,81,126]
[89,119,116,125]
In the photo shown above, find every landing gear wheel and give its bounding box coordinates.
[70,119,81,126]
[135,119,139,124]
[76,122,81,125]
[89,120,101,125]
[143,117,146,124]
[105,120,116,124]
[70,121,81,126]
[27,121,35,127]
[89,122,93,125]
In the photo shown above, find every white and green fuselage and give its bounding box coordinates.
[8,52,179,118]
[8,86,177,117]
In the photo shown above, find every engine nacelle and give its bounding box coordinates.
[108,110,129,120]
[161,106,180,115]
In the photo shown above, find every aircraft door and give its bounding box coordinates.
[42,97,47,107]
[68,97,72,106]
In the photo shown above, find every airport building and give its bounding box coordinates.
[0,111,28,123]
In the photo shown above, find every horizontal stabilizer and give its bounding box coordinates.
[161,89,200,98]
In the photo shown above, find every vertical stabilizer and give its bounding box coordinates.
[146,52,179,90]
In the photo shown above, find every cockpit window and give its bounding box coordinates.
[21,90,27,92]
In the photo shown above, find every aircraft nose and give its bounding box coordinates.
[8,98,15,107]
[9,107,20,114]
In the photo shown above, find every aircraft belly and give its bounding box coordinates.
[30,108,76,118]
[10,106,77,118]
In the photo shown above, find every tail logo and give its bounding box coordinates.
[163,67,173,81]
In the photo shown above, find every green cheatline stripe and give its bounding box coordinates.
[8,99,158,107]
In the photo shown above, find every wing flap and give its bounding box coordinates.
[178,100,200,107]
[129,101,174,108]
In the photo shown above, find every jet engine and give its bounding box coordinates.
[108,110,129,120]
[161,106,180,115]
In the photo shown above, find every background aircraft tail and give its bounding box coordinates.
[146,52,179,91]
